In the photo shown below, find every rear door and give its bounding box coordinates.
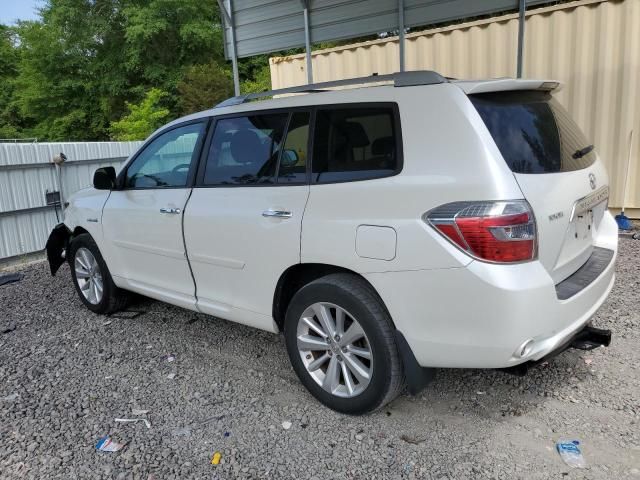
[101,121,207,309]
[470,91,609,283]
[183,110,311,330]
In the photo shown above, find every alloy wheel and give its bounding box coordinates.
[74,247,104,305]
[296,302,373,398]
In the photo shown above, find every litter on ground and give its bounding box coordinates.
[400,434,427,445]
[556,439,586,468]
[96,436,125,452]
[115,418,152,429]
[0,273,23,287]
[2,324,17,334]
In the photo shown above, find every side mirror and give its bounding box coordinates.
[281,149,299,168]
[93,166,116,190]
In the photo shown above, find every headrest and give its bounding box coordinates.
[230,129,264,164]
[372,136,395,156]
[336,121,370,148]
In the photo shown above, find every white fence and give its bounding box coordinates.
[0,142,142,260]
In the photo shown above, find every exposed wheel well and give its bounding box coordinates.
[72,226,89,237]
[272,263,388,331]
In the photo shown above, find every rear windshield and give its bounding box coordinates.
[470,91,596,174]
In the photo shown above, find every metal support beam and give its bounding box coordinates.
[218,0,240,95]
[301,1,313,84]
[516,0,526,78]
[398,0,406,72]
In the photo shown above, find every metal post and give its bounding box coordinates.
[398,0,406,72]
[54,164,65,216]
[302,1,313,84]
[517,0,526,78]
[218,0,240,95]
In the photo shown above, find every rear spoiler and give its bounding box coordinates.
[453,78,561,95]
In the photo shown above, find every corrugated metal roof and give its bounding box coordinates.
[224,0,552,58]
[270,0,640,214]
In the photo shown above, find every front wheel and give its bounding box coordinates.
[284,273,404,414]
[68,233,128,314]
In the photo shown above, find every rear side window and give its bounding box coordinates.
[470,91,596,174]
[204,114,288,185]
[312,106,400,183]
[278,112,310,184]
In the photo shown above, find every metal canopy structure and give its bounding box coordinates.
[217,0,551,95]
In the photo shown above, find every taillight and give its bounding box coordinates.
[424,201,537,263]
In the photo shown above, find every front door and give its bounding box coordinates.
[101,121,208,310]
[184,111,311,330]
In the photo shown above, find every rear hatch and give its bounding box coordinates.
[469,89,609,284]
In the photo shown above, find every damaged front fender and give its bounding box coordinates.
[46,223,71,276]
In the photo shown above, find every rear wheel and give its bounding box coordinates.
[284,273,403,414]
[68,234,128,314]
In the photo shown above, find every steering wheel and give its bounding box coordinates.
[172,164,191,175]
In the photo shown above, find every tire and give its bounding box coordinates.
[68,233,129,314]
[284,273,404,414]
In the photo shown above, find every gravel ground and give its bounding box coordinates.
[1,239,639,479]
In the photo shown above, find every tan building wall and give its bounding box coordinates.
[270,0,640,217]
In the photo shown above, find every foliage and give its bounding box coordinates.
[0,0,277,141]
[109,88,170,140]
[177,62,234,115]
[241,64,272,95]
[0,25,20,138]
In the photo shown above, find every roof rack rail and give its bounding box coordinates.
[214,70,447,108]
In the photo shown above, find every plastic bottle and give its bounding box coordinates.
[556,439,586,468]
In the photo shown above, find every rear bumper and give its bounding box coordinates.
[365,214,618,369]
[502,324,611,376]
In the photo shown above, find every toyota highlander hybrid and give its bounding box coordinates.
[46,71,616,414]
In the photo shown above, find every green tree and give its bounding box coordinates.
[121,0,224,105]
[240,63,272,94]
[8,0,225,141]
[11,1,130,140]
[0,25,21,138]
[110,88,170,140]
[1,0,283,141]
[176,62,233,115]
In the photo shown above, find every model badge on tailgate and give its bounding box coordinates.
[549,211,564,222]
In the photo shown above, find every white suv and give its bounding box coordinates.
[46,71,617,414]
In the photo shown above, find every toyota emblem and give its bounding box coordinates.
[589,173,596,190]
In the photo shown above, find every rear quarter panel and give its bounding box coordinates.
[301,83,524,273]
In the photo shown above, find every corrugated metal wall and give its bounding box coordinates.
[0,142,142,260]
[270,0,640,215]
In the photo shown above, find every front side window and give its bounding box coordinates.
[125,122,205,188]
[312,106,399,183]
[204,114,289,185]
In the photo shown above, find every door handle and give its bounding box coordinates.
[160,207,181,214]
[262,209,292,218]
